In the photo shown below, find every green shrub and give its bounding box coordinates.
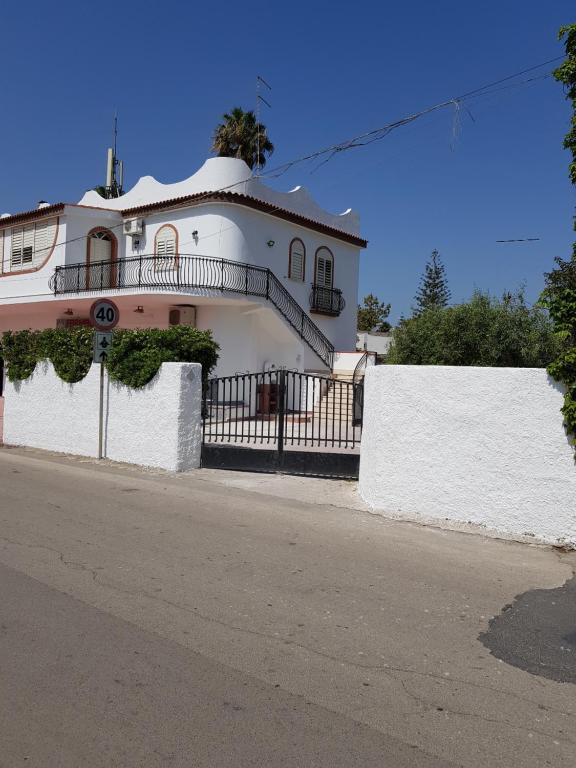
[1,330,41,381]
[0,326,220,389]
[106,327,219,388]
[388,290,563,368]
[38,327,94,383]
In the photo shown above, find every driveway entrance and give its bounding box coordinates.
[201,370,363,479]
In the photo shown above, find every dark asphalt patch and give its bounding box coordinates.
[479,575,576,684]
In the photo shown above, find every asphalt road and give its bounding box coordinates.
[0,448,575,767]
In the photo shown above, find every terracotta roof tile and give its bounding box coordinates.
[0,203,65,227]
[121,191,368,248]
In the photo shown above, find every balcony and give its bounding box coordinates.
[309,285,346,317]
[49,254,336,368]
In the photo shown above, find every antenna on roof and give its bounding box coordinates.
[255,75,272,177]
[104,111,125,198]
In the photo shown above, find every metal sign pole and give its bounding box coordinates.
[98,362,105,459]
[89,299,119,461]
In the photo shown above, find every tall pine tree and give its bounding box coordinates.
[414,250,451,314]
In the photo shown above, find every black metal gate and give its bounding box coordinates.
[201,370,363,479]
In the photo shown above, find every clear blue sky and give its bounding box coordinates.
[0,1,574,321]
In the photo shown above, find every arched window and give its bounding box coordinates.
[288,238,306,281]
[86,228,117,289]
[314,246,334,289]
[155,225,178,269]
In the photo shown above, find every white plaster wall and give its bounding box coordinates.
[197,304,304,377]
[0,217,67,301]
[359,366,576,547]
[3,362,202,472]
[105,363,202,471]
[3,361,100,457]
[78,157,361,236]
[63,206,124,267]
[132,203,361,355]
[0,206,121,306]
[356,333,393,356]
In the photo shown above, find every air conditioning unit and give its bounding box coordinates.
[169,306,196,327]
[123,218,144,236]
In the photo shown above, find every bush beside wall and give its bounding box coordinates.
[0,326,219,388]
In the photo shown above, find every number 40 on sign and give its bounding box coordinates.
[90,298,120,331]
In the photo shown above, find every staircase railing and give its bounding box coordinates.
[49,254,335,368]
[351,350,374,426]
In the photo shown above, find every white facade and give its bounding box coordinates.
[0,158,366,376]
[356,332,393,356]
[359,365,576,547]
[3,362,202,471]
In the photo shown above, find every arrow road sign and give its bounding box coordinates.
[93,331,113,364]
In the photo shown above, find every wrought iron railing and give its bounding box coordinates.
[309,284,345,316]
[49,254,335,368]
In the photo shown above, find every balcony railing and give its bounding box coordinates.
[49,254,335,368]
[309,285,346,316]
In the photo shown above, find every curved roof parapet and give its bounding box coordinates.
[78,157,360,236]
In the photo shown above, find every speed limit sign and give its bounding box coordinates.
[90,299,120,330]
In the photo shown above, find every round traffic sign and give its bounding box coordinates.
[90,299,120,330]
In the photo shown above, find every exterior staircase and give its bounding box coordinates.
[317,373,357,422]
[51,254,335,369]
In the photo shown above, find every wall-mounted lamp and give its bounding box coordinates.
[192,230,198,237]
[134,306,144,313]
[64,308,74,316]
[267,240,275,248]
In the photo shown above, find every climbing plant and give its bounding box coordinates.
[543,24,576,441]
[0,326,219,388]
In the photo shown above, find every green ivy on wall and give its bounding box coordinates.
[546,24,576,443]
[0,326,219,389]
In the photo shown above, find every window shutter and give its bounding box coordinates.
[34,218,56,265]
[0,230,4,272]
[155,226,177,268]
[324,257,333,288]
[289,241,305,281]
[11,227,23,267]
[315,248,333,288]
[22,225,34,264]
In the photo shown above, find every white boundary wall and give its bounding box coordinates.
[3,362,202,472]
[359,366,576,547]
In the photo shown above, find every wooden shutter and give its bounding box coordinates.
[33,218,57,265]
[289,240,305,281]
[22,225,34,264]
[11,227,23,267]
[90,236,112,263]
[155,226,177,269]
[315,248,333,288]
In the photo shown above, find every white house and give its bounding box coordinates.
[0,157,367,377]
[356,331,393,357]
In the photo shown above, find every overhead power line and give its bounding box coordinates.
[258,55,564,179]
[3,54,563,274]
[496,238,541,243]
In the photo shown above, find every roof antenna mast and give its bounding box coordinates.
[105,111,124,198]
[255,75,272,177]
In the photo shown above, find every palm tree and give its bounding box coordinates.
[211,107,274,171]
